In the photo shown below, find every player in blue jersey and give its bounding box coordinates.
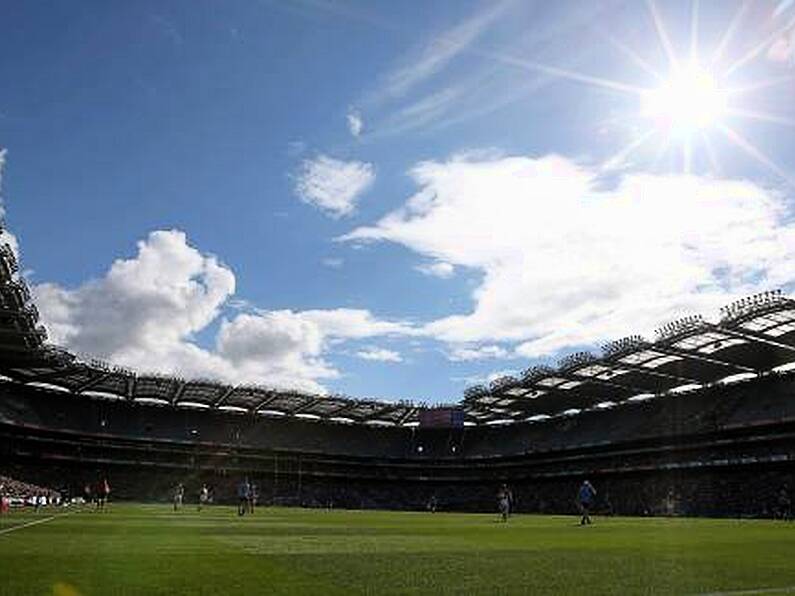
[577,480,596,525]
[237,478,250,516]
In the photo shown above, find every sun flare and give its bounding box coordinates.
[643,65,728,133]
[513,0,795,180]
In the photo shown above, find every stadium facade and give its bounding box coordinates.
[1,220,795,517]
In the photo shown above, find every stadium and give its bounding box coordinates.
[2,216,795,593]
[3,0,795,594]
[1,215,795,514]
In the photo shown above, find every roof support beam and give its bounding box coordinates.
[655,344,755,374]
[170,382,187,406]
[212,385,238,408]
[327,401,362,417]
[74,371,112,394]
[290,398,322,415]
[252,393,281,413]
[362,405,398,422]
[713,323,795,355]
[397,407,417,426]
[24,365,83,383]
[556,369,647,395]
[601,359,701,386]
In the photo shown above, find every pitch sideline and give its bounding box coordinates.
[0,510,73,537]
[697,586,795,595]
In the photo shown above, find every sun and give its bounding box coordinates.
[504,0,793,180]
[642,64,728,134]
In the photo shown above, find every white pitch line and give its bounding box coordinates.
[697,586,795,596]
[0,510,72,536]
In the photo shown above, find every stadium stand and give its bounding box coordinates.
[0,474,61,507]
[1,219,795,517]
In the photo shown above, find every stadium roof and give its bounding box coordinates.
[1,221,795,426]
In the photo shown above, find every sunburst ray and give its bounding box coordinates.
[597,30,664,82]
[725,14,795,76]
[646,0,680,69]
[476,47,646,96]
[727,108,795,127]
[718,123,795,185]
[601,128,657,172]
[651,132,674,173]
[711,0,751,66]
[727,75,795,96]
[683,134,693,174]
[700,131,722,176]
[690,0,700,63]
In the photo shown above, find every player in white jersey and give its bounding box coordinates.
[173,483,185,511]
[198,484,209,511]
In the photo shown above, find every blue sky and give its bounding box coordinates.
[1,0,795,403]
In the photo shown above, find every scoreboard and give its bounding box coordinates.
[418,407,465,428]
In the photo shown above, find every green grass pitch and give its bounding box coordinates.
[1,504,795,595]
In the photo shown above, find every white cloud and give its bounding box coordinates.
[356,347,403,363]
[297,308,416,339]
[294,155,375,218]
[1,229,17,257]
[287,140,307,157]
[368,1,510,103]
[376,86,467,136]
[343,153,795,357]
[452,369,517,386]
[347,108,364,137]
[357,3,626,140]
[774,0,795,17]
[32,230,413,393]
[448,344,509,362]
[415,261,455,279]
[35,230,235,357]
[216,312,337,390]
[354,2,514,139]
[0,148,7,193]
[322,257,344,268]
[358,2,630,140]
[0,148,15,255]
[767,30,795,64]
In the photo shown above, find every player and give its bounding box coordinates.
[95,478,110,511]
[603,490,614,517]
[237,478,250,516]
[498,484,510,522]
[427,494,438,514]
[0,484,8,515]
[82,483,92,509]
[198,484,209,511]
[249,482,258,514]
[778,486,791,521]
[578,480,597,525]
[173,483,185,511]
